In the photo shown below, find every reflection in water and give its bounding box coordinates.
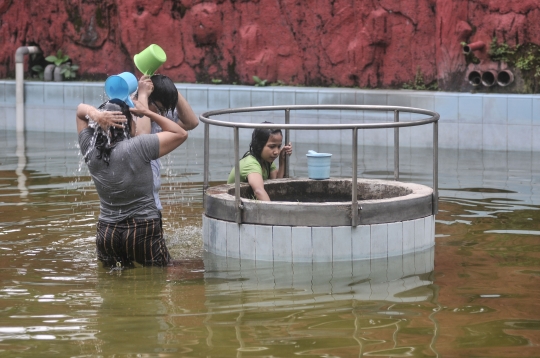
[201,249,439,357]
[15,131,28,200]
[0,132,540,356]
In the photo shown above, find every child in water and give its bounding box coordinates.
[227,123,293,201]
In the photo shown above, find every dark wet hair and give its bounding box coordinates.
[91,98,133,165]
[243,122,282,177]
[149,74,178,113]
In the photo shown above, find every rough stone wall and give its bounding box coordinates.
[1,0,539,92]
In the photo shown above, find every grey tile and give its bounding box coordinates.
[364,91,387,106]
[5,107,15,130]
[84,84,107,107]
[482,123,507,151]
[318,90,340,105]
[508,96,532,125]
[44,83,65,106]
[458,123,483,150]
[251,88,273,107]
[208,88,230,110]
[434,93,459,121]
[64,84,85,106]
[5,82,15,104]
[187,88,208,110]
[273,89,295,106]
[25,82,44,105]
[533,97,540,125]
[458,94,483,123]
[230,89,251,108]
[508,125,532,151]
[0,82,5,103]
[483,95,508,124]
[26,107,45,132]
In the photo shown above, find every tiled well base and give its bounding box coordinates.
[203,214,435,262]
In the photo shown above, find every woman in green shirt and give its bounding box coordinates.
[228,123,293,201]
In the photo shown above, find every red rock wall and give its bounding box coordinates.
[1,0,539,91]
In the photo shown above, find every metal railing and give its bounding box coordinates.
[200,105,439,226]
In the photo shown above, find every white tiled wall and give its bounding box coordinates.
[203,215,435,262]
[1,80,538,152]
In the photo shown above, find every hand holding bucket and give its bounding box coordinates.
[105,72,138,108]
[134,44,167,75]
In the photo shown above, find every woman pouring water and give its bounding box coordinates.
[76,97,188,268]
[227,122,293,201]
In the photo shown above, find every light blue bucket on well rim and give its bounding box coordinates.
[306,150,332,180]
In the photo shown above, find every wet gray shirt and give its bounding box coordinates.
[79,128,160,223]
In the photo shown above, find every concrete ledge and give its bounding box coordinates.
[205,178,433,226]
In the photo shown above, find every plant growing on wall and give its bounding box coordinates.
[252,76,268,87]
[45,50,79,80]
[489,37,540,92]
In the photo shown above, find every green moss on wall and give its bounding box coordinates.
[490,37,540,93]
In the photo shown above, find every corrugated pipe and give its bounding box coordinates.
[462,41,485,55]
[467,70,482,86]
[16,46,41,132]
[497,70,514,87]
[481,70,497,87]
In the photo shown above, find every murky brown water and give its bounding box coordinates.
[1,131,539,357]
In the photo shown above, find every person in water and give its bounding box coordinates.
[227,123,293,201]
[94,74,198,213]
[76,98,188,268]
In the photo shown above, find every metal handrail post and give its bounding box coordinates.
[284,109,290,178]
[234,127,243,223]
[433,121,438,215]
[394,110,399,181]
[351,128,358,227]
[203,122,210,209]
[203,123,209,188]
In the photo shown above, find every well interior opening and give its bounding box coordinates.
[227,179,413,202]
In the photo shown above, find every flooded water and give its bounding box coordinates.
[1,130,540,357]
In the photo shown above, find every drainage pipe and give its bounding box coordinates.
[497,70,514,87]
[44,64,55,81]
[53,64,64,82]
[462,41,485,55]
[481,70,497,87]
[467,71,482,87]
[15,46,41,132]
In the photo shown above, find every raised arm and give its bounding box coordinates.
[76,103,126,134]
[132,75,154,135]
[175,90,199,131]
[130,99,188,157]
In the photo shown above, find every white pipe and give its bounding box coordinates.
[15,46,41,133]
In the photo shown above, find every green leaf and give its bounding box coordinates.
[45,55,57,63]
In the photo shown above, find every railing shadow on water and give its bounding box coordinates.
[200,105,440,226]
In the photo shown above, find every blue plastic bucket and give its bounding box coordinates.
[306,150,332,180]
[105,72,138,107]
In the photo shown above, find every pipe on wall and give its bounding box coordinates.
[44,64,55,82]
[15,46,41,132]
[467,70,482,86]
[481,70,497,87]
[53,65,64,82]
[497,70,514,87]
[462,41,485,55]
